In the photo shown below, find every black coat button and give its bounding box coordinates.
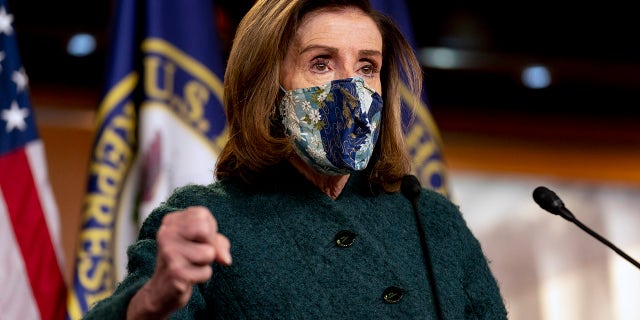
[382,286,404,304]
[334,230,356,247]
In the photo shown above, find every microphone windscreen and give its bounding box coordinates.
[533,186,565,215]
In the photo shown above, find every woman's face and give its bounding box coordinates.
[280,7,383,94]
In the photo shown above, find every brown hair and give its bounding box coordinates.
[216,0,423,192]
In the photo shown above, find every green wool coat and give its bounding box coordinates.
[83,164,508,319]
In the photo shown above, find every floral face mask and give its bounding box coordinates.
[279,77,383,175]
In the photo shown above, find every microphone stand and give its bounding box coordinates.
[567,213,640,270]
[534,186,640,270]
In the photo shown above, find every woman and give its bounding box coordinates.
[84,0,508,318]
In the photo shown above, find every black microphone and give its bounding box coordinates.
[533,186,640,270]
[401,175,444,320]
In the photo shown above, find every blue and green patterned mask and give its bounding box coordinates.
[279,77,383,175]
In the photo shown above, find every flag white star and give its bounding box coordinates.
[0,6,13,35]
[12,67,28,92]
[2,101,29,132]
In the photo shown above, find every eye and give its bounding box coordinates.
[359,63,379,77]
[361,64,374,75]
[311,58,330,72]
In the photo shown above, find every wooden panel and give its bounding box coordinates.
[442,131,640,185]
[37,108,94,284]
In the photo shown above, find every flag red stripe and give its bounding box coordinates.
[0,147,67,320]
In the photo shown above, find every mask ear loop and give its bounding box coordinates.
[271,86,289,139]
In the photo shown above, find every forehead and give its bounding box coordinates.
[294,7,382,50]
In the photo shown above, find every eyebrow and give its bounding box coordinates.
[300,45,382,58]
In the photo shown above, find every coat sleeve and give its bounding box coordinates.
[456,211,509,319]
[420,190,509,319]
[82,187,212,319]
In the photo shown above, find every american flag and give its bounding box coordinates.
[0,1,68,319]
